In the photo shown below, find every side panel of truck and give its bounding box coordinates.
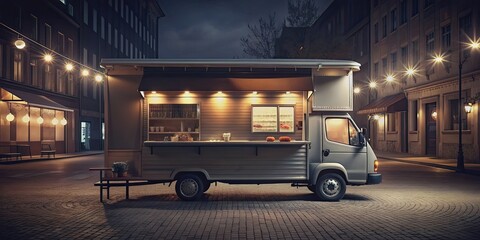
[141,144,308,182]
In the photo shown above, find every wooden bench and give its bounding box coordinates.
[90,167,150,202]
[0,153,22,161]
[41,143,56,158]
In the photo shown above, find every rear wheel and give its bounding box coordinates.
[315,173,346,201]
[175,174,205,201]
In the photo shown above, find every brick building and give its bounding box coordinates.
[0,0,164,155]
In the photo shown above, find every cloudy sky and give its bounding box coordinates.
[157,0,331,59]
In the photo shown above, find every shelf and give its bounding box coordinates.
[149,132,200,134]
[149,118,199,120]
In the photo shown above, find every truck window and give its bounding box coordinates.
[325,118,360,146]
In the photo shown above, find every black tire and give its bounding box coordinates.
[203,182,211,192]
[307,185,316,193]
[315,173,346,201]
[175,174,205,201]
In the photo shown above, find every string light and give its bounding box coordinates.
[52,118,59,125]
[6,113,15,122]
[369,81,377,89]
[22,114,30,123]
[82,69,90,76]
[44,54,53,62]
[386,75,395,82]
[94,74,103,82]
[65,63,74,71]
[37,116,44,124]
[60,117,68,125]
[354,87,361,94]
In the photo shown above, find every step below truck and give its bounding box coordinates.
[101,59,382,201]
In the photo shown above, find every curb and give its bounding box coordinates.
[379,155,480,176]
[0,152,103,165]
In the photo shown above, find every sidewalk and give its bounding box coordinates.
[0,151,103,165]
[377,151,480,175]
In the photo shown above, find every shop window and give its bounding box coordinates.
[325,118,360,146]
[0,101,11,142]
[387,113,396,132]
[377,114,385,140]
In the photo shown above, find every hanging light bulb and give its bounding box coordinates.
[82,69,90,76]
[22,114,30,123]
[65,63,74,71]
[95,74,103,82]
[14,37,26,49]
[37,116,44,124]
[6,113,15,122]
[52,118,59,125]
[60,117,67,125]
[44,54,53,62]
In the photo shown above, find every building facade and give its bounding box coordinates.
[0,0,163,156]
[362,0,480,162]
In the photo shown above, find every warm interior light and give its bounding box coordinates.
[22,114,30,123]
[14,38,26,49]
[65,63,74,71]
[60,117,67,125]
[44,54,53,62]
[37,116,44,124]
[286,91,291,95]
[218,91,223,94]
[94,74,103,82]
[6,113,15,122]
[152,91,157,94]
[52,118,59,125]
[464,102,473,113]
[373,114,380,120]
[369,82,377,88]
[353,87,361,94]
[252,91,258,95]
[82,69,90,76]
[386,75,394,82]
[431,111,437,120]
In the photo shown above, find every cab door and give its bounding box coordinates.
[322,116,367,183]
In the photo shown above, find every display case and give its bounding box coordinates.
[148,104,200,141]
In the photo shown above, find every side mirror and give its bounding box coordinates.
[358,132,366,146]
[361,128,367,136]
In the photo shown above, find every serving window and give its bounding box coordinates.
[251,105,294,133]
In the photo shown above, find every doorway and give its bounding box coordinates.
[81,122,91,151]
[425,103,437,156]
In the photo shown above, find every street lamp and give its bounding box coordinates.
[457,38,480,172]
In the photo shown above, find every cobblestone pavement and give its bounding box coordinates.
[0,155,479,239]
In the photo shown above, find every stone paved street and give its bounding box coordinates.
[1,154,479,239]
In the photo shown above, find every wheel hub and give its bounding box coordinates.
[322,178,340,197]
[180,179,198,197]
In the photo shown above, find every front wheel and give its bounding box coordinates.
[315,173,346,201]
[175,174,205,201]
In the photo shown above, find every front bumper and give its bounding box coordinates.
[367,173,382,184]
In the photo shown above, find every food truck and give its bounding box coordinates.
[100,59,381,201]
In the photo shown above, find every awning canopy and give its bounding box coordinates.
[138,67,314,91]
[358,93,407,115]
[1,88,73,112]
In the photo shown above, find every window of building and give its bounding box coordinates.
[426,31,434,55]
[130,43,133,58]
[121,0,124,18]
[412,0,419,16]
[412,40,419,63]
[108,22,112,44]
[382,57,388,75]
[120,34,124,53]
[114,29,118,48]
[14,50,23,82]
[391,8,397,32]
[101,17,105,39]
[30,14,38,40]
[125,39,129,56]
[68,73,74,96]
[135,16,138,33]
[30,59,38,87]
[409,100,418,131]
[390,52,397,72]
[401,46,408,64]
[459,13,472,40]
[125,5,129,23]
[83,1,88,25]
[400,0,407,24]
[447,98,467,130]
[83,48,88,65]
[374,22,379,43]
[56,69,65,94]
[382,15,387,38]
[57,32,65,54]
[68,4,74,16]
[93,9,97,32]
[130,10,134,28]
[424,0,434,9]
[387,113,396,132]
[441,24,451,51]
[325,118,360,146]
[45,24,52,48]
[115,0,118,12]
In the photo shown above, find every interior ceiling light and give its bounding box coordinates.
[14,37,26,49]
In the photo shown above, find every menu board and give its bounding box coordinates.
[279,106,295,133]
[252,106,278,132]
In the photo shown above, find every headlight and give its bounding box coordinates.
[374,160,379,172]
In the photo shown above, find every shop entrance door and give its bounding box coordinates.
[81,122,91,151]
[425,103,437,156]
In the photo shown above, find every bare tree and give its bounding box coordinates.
[240,13,280,58]
[286,0,320,27]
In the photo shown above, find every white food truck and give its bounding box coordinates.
[100,59,381,201]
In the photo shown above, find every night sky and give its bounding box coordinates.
[157,0,332,59]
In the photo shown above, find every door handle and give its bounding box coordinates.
[323,149,330,157]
